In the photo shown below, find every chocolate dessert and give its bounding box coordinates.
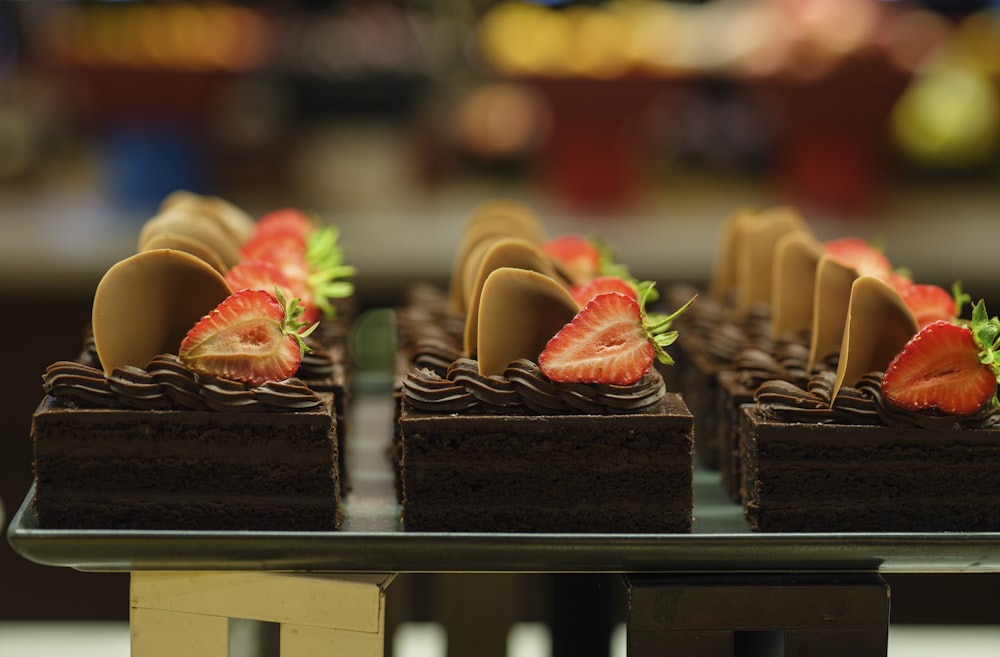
[741,372,1000,532]
[29,192,352,530]
[395,203,696,533]
[739,275,1000,532]
[400,361,693,533]
[32,359,340,530]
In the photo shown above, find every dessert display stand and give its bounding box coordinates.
[9,393,1000,657]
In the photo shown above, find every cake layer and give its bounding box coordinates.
[677,344,722,469]
[399,394,694,533]
[739,404,1000,532]
[32,491,338,531]
[304,330,353,494]
[715,372,754,502]
[32,395,341,531]
[402,503,685,534]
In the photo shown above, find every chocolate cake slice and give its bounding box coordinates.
[32,362,342,531]
[394,203,697,534]
[400,386,694,533]
[739,399,1000,532]
[28,192,354,532]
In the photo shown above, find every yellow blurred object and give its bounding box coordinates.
[951,10,1000,75]
[568,8,632,79]
[36,2,270,72]
[891,62,1000,168]
[478,2,574,77]
[478,0,680,79]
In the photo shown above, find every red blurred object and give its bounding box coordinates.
[529,77,680,214]
[758,54,912,217]
[56,67,230,127]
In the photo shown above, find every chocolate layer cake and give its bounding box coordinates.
[300,332,352,494]
[675,302,772,469]
[390,283,466,501]
[394,201,696,533]
[32,358,342,531]
[399,359,694,533]
[740,372,1000,532]
[29,192,354,531]
[675,206,817,470]
[715,341,815,501]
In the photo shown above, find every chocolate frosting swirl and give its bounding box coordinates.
[43,355,324,412]
[698,302,805,366]
[754,370,1000,429]
[298,338,337,381]
[76,325,337,389]
[396,283,668,415]
[733,342,814,390]
[395,284,465,354]
[402,357,666,415]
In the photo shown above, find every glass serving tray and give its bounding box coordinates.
[8,394,1000,574]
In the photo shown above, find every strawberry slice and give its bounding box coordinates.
[253,208,312,243]
[900,283,957,328]
[242,231,307,262]
[824,237,892,279]
[543,235,601,285]
[225,260,296,299]
[232,246,318,321]
[539,286,695,385]
[225,258,319,323]
[570,276,638,308]
[881,311,1000,415]
[884,271,913,293]
[179,289,316,386]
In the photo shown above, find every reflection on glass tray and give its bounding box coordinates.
[7,395,1000,574]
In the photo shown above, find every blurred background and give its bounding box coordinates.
[1,0,999,654]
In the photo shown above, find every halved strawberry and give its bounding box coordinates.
[571,276,638,308]
[538,286,695,385]
[225,260,296,299]
[900,283,957,328]
[232,246,318,321]
[253,208,312,243]
[824,237,892,278]
[242,231,307,262]
[179,288,316,386]
[881,308,1000,415]
[543,235,601,285]
[884,271,913,293]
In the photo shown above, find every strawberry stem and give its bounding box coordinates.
[970,300,1000,407]
[639,283,696,366]
[274,286,317,355]
[304,225,356,319]
[952,280,972,319]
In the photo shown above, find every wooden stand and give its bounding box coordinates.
[130,572,395,657]
[626,572,890,657]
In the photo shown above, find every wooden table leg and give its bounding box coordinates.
[131,572,395,657]
[626,572,890,657]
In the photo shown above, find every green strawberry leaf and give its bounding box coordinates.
[639,283,696,365]
[952,280,972,319]
[303,225,355,319]
[273,286,317,355]
[970,300,1000,385]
